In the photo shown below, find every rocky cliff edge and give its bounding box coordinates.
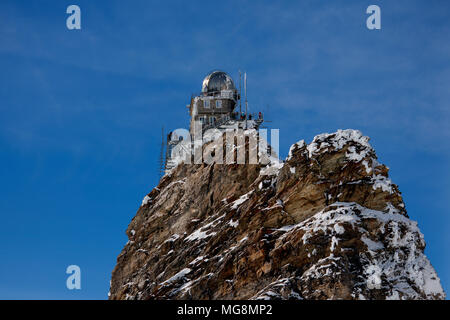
[109,129,445,300]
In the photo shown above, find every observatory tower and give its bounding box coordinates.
[188,70,262,134]
[163,70,264,174]
[189,71,239,133]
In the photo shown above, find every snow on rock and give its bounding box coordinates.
[306,129,372,159]
[274,202,445,300]
[185,224,217,242]
[110,129,444,300]
[164,234,180,243]
[184,214,225,242]
[229,219,239,228]
[371,174,394,193]
[161,268,191,286]
[189,256,206,266]
[287,140,306,161]
[251,278,303,300]
[282,129,396,194]
[141,195,151,206]
[231,190,254,209]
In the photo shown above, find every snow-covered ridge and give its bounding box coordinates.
[285,129,375,162]
[282,129,395,194]
[287,140,306,161]
[272,202,445,300]
[307,129,372,158]
[275,130,375,171]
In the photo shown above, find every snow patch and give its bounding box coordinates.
[231,190,254,209]
[141,195,151,206]
[161,268,191,286]
[229,219,239,228]
[287,140,306,160]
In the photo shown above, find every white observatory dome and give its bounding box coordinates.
[201,71,235,93]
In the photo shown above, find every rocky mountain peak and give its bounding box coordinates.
[109,129,445,300]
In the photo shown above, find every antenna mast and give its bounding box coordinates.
[244,72,248,129]
[239,70,242,115]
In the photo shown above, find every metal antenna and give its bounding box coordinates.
[239,70,242,115]
[244,72,248,129]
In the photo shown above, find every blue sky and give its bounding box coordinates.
[0,0,448,299]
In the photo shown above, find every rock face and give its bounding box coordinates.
[109,129,445,300]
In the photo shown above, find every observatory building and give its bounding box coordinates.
[189,70,263,133]
[189,71,239,132]
[163,70,264,174]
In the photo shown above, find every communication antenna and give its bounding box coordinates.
[239,70,242,115]
[244,72,248,128]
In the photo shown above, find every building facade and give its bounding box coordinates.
[189,71,240,133]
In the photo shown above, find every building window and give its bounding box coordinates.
[204,100,210,108]
[209,117,216,125]
[216,100,222,108]
[199,116,205,124]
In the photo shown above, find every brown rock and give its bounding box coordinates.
[109,129,445,300]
